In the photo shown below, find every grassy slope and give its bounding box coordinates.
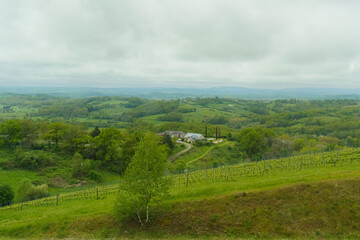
[186,141,231,166]
[1,161,360,239]
[174,145,212,163]
[0,169,42,190]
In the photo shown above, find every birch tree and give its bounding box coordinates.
[115,133,171,225]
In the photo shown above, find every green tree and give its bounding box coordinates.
[0,185,15,206]
[43,122,68,147]
[91,126,101,138]
[72,152,84,177]
[20,119,38,148]
[0,120,23,148]
[115,133,171,225]
[293,138,305,151]
[60,124,89,154]
[95,127,123,172]
[16,179,33,202]
[119,132,139,174]
[162,133,174,150]
[238,127,274,159]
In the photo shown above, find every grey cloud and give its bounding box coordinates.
[0,0,360,88]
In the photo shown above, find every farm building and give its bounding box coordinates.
[157,130,186,139]
[165,130,186,138]
[184,133,205,143]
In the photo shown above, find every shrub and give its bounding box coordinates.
[87,170,102,182]
[17,179,50,202]
[0,185,15,207]
[16,179,33,202]
[72,152,93,178]
[14,149,55,170]
[26,184,50,201]
[194,140,208,146]
[171,160,186,174]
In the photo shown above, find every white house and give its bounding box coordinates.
[184,133,205,143]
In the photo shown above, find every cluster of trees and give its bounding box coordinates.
[205,115,229,124]
[0,120,140,185]
[0,133,172,228]
[236,127,342,161]
[0,118,181,187]
[157,112,184,122]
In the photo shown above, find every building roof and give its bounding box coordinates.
[184,133,204,139]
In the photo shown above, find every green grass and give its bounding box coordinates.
[0,169,42,190]
[186,141,230,166]
[170,160,360,201]
[2,160,360,239]
[171,144,187,155]
[176,145,212,163]
[155,177,360,239]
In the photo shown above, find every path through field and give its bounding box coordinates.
[168,141,192,161]
[186,140,229,166]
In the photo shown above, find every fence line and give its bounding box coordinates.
[1,148,360,212]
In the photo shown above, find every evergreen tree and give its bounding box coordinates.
[91,126,101,138]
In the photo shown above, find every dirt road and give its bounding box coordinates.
[168,140,191,161]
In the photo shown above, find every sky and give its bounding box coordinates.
[0,0,360,89]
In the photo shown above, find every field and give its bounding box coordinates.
[1,149,360,239]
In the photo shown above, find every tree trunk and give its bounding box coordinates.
[145,204,150,223]
[137,211,144,226]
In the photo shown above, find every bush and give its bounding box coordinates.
[26,184,50,201]
[72,152,93,178]
[194,140,208,146]
[17,179,50,202]
[171,160,186,174]
[0,185,15,207]
[87,170,102,182]
[14,149,55,170]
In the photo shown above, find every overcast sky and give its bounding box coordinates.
[0,0,360,89]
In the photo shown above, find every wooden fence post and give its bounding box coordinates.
[262,159,265,176]
[56,192,59,206]
[205,168,208,182]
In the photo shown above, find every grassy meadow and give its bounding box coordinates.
[1,158,360,239]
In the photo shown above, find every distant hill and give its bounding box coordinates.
[1,86,360,99]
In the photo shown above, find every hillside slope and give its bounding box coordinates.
[1,177,360,239]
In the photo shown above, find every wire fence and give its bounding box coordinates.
[1,147,360,212]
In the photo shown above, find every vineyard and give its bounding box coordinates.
[173,147,360,186]
[0,184,119,212]
[1,147,360,212]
